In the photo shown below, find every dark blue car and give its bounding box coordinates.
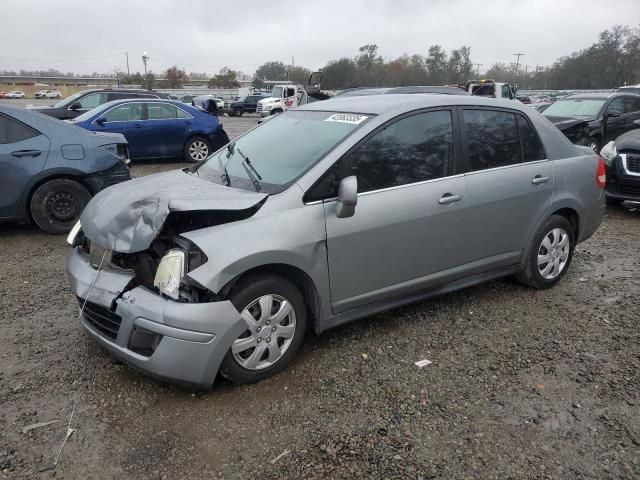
[70,99,230,162]
[0,104,130,234]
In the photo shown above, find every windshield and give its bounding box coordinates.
[543,99,606,117]
[271,86,283,98]
[194,110,370,193]
[70,106,103,123]
[53,91,84,108]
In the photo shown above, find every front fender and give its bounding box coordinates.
[182,203,331,315]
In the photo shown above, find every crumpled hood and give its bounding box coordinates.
[546,115,595,131]
[615,129,640,151]
[80,169,267,253]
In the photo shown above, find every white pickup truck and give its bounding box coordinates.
[466,80,516,100]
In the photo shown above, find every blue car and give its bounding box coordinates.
[70,99,230,162]
[0,104,130,234]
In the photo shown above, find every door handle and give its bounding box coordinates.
[11,149,41,158]
[438,193,462,205]
[531,175,549,185]
[133,123,143,129]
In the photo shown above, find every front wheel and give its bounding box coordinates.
[30,179,91,234]
[516,215,575,289]
[184,136,211,163]
[584,138,601,154]
[219,274,307,384]
[233,107,243,117]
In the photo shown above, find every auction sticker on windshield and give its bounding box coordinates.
[325,113,368,124]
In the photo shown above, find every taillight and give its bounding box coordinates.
[596,157,606,188]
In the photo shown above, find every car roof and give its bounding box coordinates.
[337,86,468,97]
[564,92,640,100]
[298,93,533,115]
[86,98,195,111]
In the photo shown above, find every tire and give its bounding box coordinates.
[219,274,307,384]
[516,215,575,289]
[30,179,91,235]
[270,109,283,115]
[183,136,211,163]
[233,107,243,117]
[585,137,601,154]
[606,196,623,206]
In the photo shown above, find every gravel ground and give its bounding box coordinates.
[1,100,639,478]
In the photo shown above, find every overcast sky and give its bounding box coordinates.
[1,0,638,76]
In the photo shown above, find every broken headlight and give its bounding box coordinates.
[600,141,617,166]
[153,249,186,300]
[67,220,82,246]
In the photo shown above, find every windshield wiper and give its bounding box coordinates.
[217,154,230,186]
[226,141,235,158]
[237,148,263,192]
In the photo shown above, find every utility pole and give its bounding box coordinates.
[513,52,524,86]
[524,65,528,89]
[545,66,549,90]
[475,63,482,78]
[292,56,295,69]
[125,52,130,76]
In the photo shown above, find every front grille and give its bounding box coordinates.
[77,297,122,341]
[625,155,640,173]
[256,103,264,113]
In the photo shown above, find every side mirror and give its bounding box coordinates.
[95,117,107,125]
[69,102,81,111]
[336,175,358,218]
[605,111,621,118]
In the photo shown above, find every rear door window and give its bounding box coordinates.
[7,117,39,143]
[462,109,521,171]
[147,103,180,120]
[345,110,453,193]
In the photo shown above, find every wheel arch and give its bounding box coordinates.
[24,172,94,221]
[218,263,322,335]
[550,207,580,239]
[519,202,581,265]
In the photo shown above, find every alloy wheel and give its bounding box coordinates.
[231,294,296,370]
[188,140,209,161]
[537,227,570,280]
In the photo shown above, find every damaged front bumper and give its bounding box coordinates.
[67,247,245,389]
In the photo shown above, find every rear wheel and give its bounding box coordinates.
[516,215,575,289]
[184,136,211,163]
[219,274,307,384]
[233,107,243,117]
[30,179,91,234]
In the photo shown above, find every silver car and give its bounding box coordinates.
[67,94,605,388]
